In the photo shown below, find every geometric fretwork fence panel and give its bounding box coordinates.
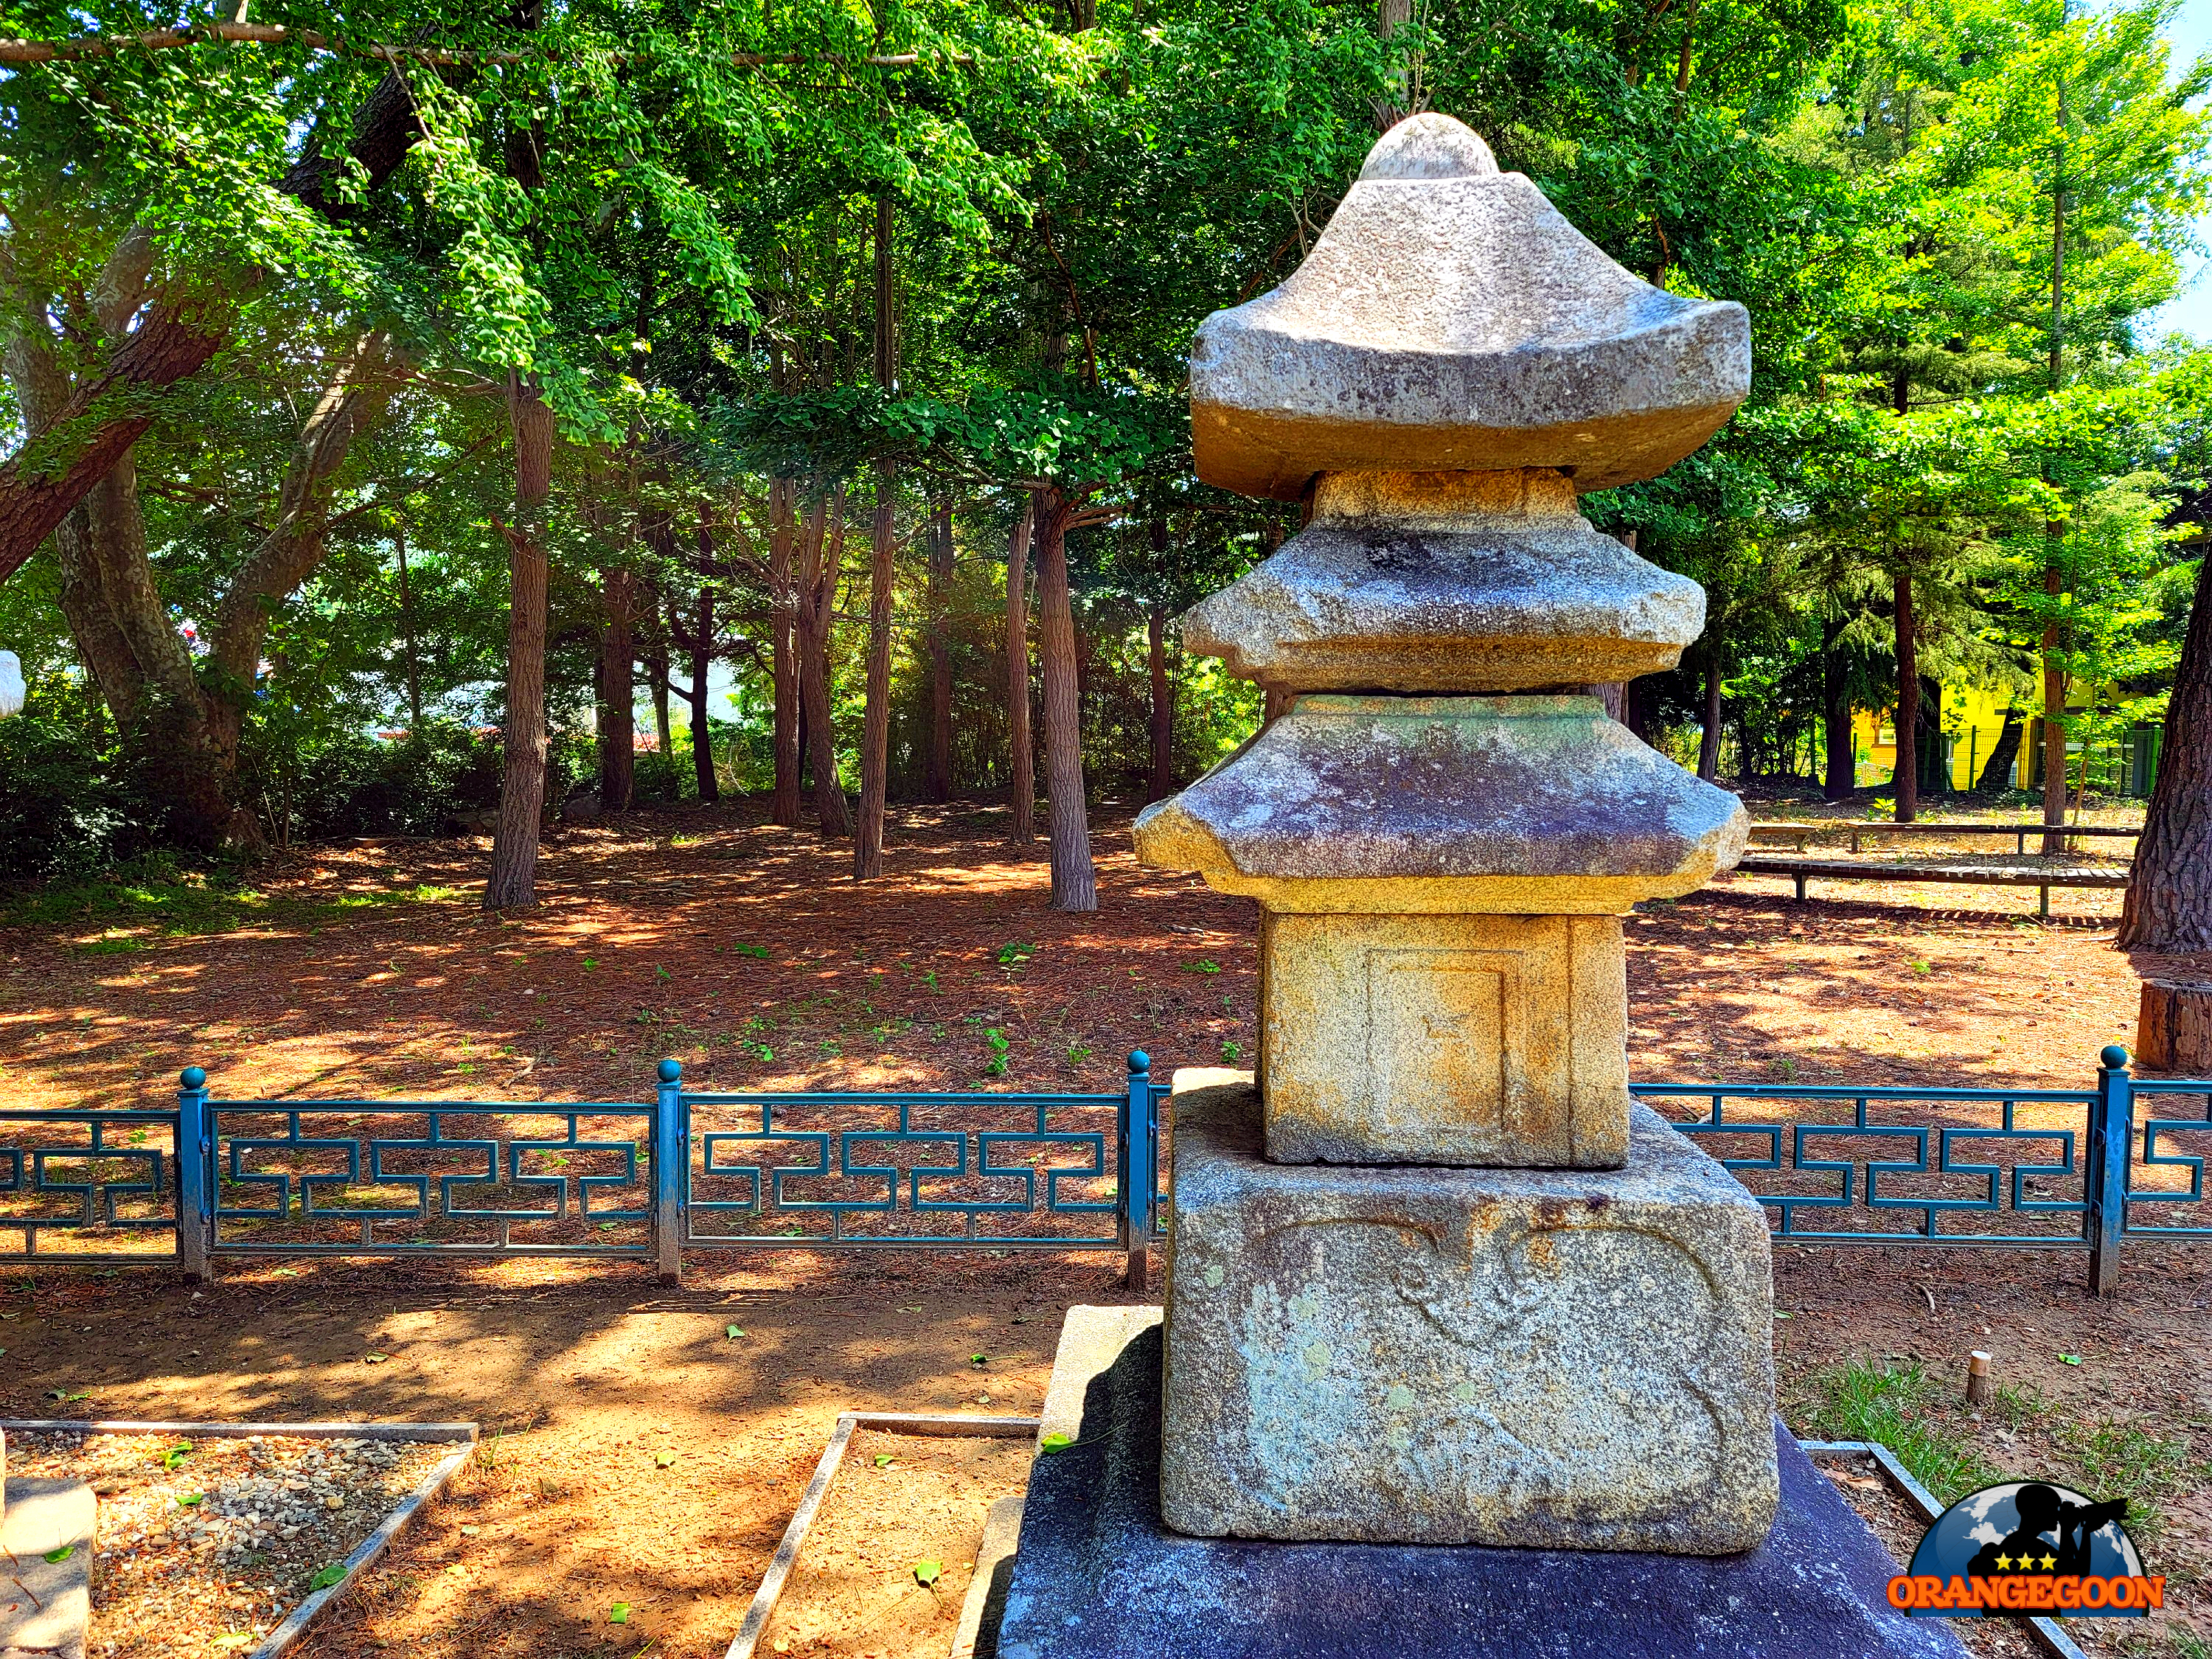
[4,1051,2206,1295]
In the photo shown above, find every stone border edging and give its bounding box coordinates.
[723,1411,1040,1659]
[0,1420,476,1442]
[1801,1440,2085,1659]
[0,1418,478,1659]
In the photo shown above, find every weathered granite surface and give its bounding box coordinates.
[1180,470,1705,693]
[1259,913,1629,1167]
[1158,1082,1778,1551]
[992,1307,1967,1659]
[1133,693,1750,913]
[1190,115,1750,501]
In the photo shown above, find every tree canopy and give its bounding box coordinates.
[3,0,2210,926]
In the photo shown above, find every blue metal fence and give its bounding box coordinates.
[3,1050,2208,1293]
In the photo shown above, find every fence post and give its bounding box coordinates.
[175,1065,214,1284]
[1121,1051,1154,1293]
[2086,1045,2133,1296]
[655,1059,685,1286]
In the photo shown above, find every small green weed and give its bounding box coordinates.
[1989,1380,2054,1433]
[1184,959,1220,975]
[984,1029,1010,1078]
[1220,1040,1242,1063]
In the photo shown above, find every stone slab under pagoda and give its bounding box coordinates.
[990,1309,1969,1659]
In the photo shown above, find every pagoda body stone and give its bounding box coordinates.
[1139,692,1745,1165]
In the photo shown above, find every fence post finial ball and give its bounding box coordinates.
[180,1066,206,1089]
[658,1058,682,1084]
[1127,1050,1150,1075]
[2101,1044,2132,1071]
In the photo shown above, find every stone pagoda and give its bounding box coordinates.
[1131,111,1773,1555]
[990,116,1968,1659]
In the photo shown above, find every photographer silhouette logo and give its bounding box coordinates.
[1890,1480,2160,1618]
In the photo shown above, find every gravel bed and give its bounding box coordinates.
[4,1429,454,1657]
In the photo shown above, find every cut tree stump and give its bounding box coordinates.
[2136,979,2212,1072]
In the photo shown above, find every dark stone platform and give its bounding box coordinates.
[993,1315,1967,1659]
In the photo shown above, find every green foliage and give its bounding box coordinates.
[0,706,139,880]
[1,0,2208,868]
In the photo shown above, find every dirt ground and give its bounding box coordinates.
[3,799,2209,1658]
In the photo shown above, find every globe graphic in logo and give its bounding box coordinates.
[1907,1481,2146,1618]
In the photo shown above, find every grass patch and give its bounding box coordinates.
[1798,1357,1998,1505]
[7,866,470,941]
[2066,1419,2195,1542]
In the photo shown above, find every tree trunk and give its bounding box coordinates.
[2135,979,2212,1072]
[2043,97,2070,857]
[202,330,394,760]
[50,507,142,731]
[1006,504,1036,842]
[1033,490,1096,911]
[649,643,674,765]
[597,563,635,810]
[855,460,897,877]
[1821,616,1854,801]
[1583,682,1627,721]
[397,526,426,740]
[0,299,230,583]
[855,192,897,874]
[925,503,954,803]
[1891,569,1919,823]
[687,581,719,804]
[2119,549,2212,950]
[2042,559,2069,854]
[3,276,380,848]
[796,489,852,835]
[1977,712,2023,793]
[1697,641,1722,782]
[768,478,802,826]
[485,378,553,911]
[1147,602,1175,803]
[1919,674,1951,801]
[68,446,239,849]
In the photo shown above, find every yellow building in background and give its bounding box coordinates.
[1851,684,2163,794]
